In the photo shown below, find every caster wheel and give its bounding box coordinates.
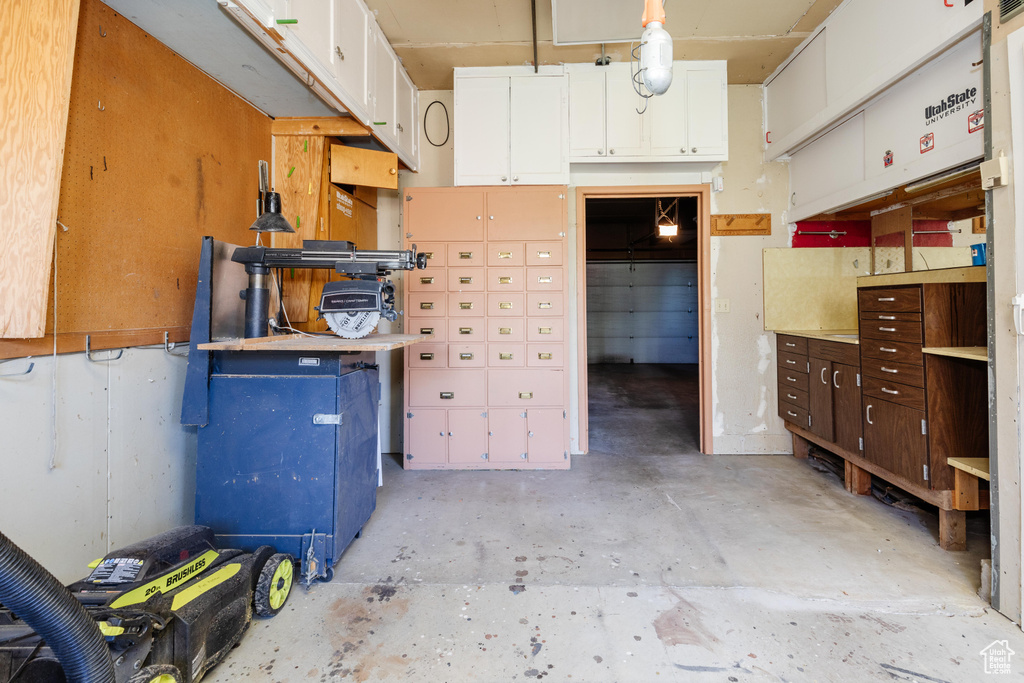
[255,553,294,617]
[127,665,183,683]
[324,566,335,582]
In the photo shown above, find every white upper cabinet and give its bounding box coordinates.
[566,68,606,158]
[396,68,418,163]
[604,66,646,158]
[331,0,370,116]
[454,67,568,187]
[646,72,688,157]
[370,23,397,144]
[684,65,728,157]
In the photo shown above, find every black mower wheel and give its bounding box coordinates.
[255,553,294,617]
[126,664,183,683]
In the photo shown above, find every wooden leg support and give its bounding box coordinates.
[939,509,967,551]
[792,431,810,459]
[844,461,871,495]
[953,468,980,511]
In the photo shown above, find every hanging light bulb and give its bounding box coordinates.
[656,199,678,237]
[640,0,672,96]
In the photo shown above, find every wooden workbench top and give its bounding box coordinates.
[857,265,985,287]
[198,333,430,352]
[923,346,987,362]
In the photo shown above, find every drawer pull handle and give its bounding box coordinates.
[459,327,473,335]
[866,404,873,425]
[499,251,512,259]
[423,252,434,259]
[879,326,896,332]
[878,297,895,302]
[786,377,797,383]
[420,353,434,360]
[537,251,551,258]
[821,368,828,385]
[833,370,840,389]
[459,277,473,284]
[499,327,512,335]
[879,315,896,320]
[420,277,434,284]
[881,387,899,395]
[459,251,473,259]
[880,347,897,353]
[420,302,434,310]
[538,302,552,309]
[538,352,552,360]
[538,276,553,283]
[880,366,898,374]
[420,328,434,335]
[785,342,795,347]
[499,302,513,309]
[459,353,474,360]
[787,410,798,418]
[785,359,796,365]
[499,276,513,284]
[787,393,797,400]
[539,327,552,334]
[440,392,454,400]
[519,392,533,399]
[459,302,474,309]
[499,352,513,360]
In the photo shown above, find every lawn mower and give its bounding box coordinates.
[0,525,293,683]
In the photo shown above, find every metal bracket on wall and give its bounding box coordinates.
[85,335,123,363]
[0,357,34,377]
[163,331,189,357]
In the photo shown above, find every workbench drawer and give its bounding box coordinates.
[807,339,859,366]
[861,310,922,323]
[409,293,444,316]
[449,318,485,342]
[861,357,925,389]
[487,369,564,406]
[778,350,809,374]
[779,400,809,427]
[861,374,926,412]
[412,317,446,342]
[778,369,810,393]
[860,338,923,365]
[858,287,922,313]
[858,319,922,344]
[777,335,808,355]
[486,267,525,292]
[778,386,809,410]
[488,318,524,341]
[409,344,448,368]
[409,369,486,407]
[448,243,484,267]
[448,292,486,316]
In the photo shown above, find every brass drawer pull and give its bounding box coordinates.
[459,251,473,259]
[879,347,897,353]
[423,252,434,259]
[537,251,551,258]
[499,302,513,309]
[419,327,434,335]
[498,251,512,259]
[420,353,434,360]
[459,302,473,309]
[881,387,899,395]
[538,276,552,283]
[459,276,473,284]
[879,315,896,320]
[499,352,513,360]
[879,326,896,332]
[459,353,474,360]
[539,327,552,334]
[538,302,552,309]
[420,302,434,309]
[459,327,473,335]
[519,392,533,399]
[499,327,512,335]
[498,276,513,284]
[880,366,898,374]
[538,352,552,360]
[420,277,434,284]
[440,392,454,400]
[878,297,895,302]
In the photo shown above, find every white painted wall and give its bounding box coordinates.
[384,85,793,456]
[0,348,196,583]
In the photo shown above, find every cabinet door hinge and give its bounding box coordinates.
[808,414,812,427]
[806,361,810,373]
[923,464,930,481]
[407,412,414,418]
[856,373,861,387]
[859,437,864,451]
[406,454,414,460]
[482,453,488,460]
[564,450,568,460]
[921,419,927,435]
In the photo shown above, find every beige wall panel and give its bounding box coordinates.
[763,248,871,331]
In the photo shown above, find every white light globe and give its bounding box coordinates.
[640,21,673,95]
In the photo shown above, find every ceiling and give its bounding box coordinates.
[364,0,844,90]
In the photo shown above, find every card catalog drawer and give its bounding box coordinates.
[409,272,445,292]
[488,318,525,342]
[415,242,446,268]
[527,319,564,342]
[487,267,525,292]
[487,369,564,406]
[488,344,526,367]
[489,293,525,317]
[487,242,525,266]
[449,344,485,368]
[409,293,444,316]
[413,317,446,342]
[526,267,564,291]
[447,292,485,316]
[447,268,484,292]
[527,292,563,317]
[528,344,564,367]
[449,317,485,342]
[409,369,485,407]
[447,243,484,267]
[525,242,564,266]
[408,343,448,368]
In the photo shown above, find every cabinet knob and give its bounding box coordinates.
[680,148,686,153]
[501,176,507,182]
[692,147,697,153]
[477,215,482,220]
[598,149,604,155]
[335,46,344,60]
[610,149,615,154]
[512,176,518,182]
[489,215,495,220]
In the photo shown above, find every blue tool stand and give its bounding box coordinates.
[181,237,380,585]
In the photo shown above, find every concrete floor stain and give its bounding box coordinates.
[653,594,720,648]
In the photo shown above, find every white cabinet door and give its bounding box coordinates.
[685,66,728,157]
[509,75,568,185]
[370,24,397,144]
[455,77,510,186]
[647,72,688,157]
[605,65,645,158]
[281,0,331,61]
[568,68,606,158]
[332,0,369,119]
[396,67,419,169]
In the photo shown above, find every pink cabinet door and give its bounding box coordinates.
[406,409,447,466]
[449,317,485,342]
[487,242,525,266]
[412,317,446,342]
[448,292,486,316]
[448,409,489,464]
[412,242,446,268]
[527,319,564,342]
[486,188,565,241]
[527,292,563,317]
[409,369,486,407]
[488,292,525,317]
[406,189,485,242]
[527,409,567,464]
[487,369,564,407]
[447,243,485,267]
[527,344,564,367]
[409,293,444,317]
[525,242,563,266]
[487,267,525,292]
[409,271,444,292]
[409,343,448,368]
[488,318,525,342]
[449,344,485,368]
[488,343,526,368]
[488,408,528,463]
[447,268,485,292]
[526,267,564,291]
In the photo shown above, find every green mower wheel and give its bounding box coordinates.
[255,552,294,617]
[126,664,183,683]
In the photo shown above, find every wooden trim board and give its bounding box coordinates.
[271,117,370,136]
[711,213,771,236]
[199,333,428,352]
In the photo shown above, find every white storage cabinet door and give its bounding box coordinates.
[509,75,568,184]
[396,67,418,166]
[370,24,397,144]
[605,64,646,157]
[685,66,728,157]
[568,68,607,158]
[455,77,511,186]
[647,72,688,157]
[331,0,370,119]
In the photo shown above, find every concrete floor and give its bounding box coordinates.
[208,365,1022,682]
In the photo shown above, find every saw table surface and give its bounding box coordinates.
[198,333,430,352]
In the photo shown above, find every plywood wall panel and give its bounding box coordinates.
[0,0,81,338]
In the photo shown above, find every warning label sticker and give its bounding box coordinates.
[920,132,935,154]
[968,109,984,134]
[88,558,144,584]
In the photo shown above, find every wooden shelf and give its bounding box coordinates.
[948,457,990,481]
[198,333,430,352]
[923,346,987,362]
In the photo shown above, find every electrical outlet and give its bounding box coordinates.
[715,299,730,313]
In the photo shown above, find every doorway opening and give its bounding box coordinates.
[575,185,712,454]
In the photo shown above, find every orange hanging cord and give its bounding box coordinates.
[642,0,666,27]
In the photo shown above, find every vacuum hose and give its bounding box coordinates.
[0,530,114,682]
